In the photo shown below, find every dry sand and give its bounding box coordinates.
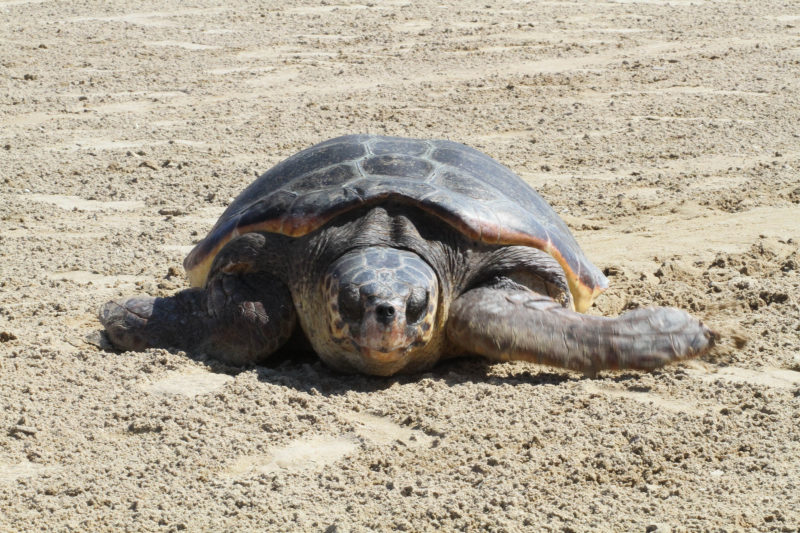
[1,0,799,531]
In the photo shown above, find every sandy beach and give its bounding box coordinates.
[1,0,799,530]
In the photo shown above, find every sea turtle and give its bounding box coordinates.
[99,134,715,376]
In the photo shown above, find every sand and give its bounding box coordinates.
[1,0,799,531]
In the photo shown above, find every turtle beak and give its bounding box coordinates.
[355,300,410,357]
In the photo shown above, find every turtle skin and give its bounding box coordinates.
[100,134,716,376]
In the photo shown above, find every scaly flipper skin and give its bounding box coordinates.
[447,287,716,375]
[99,272,296,366]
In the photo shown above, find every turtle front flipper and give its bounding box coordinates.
[99,272,296,366]
[447,287,716,375]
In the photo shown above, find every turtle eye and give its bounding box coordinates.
[405,289,429,324]
[337,285,363,321]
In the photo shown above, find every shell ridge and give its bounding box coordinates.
[277,193,303,235]
[353,156,370,181]
[343,185,365,203]
[424,160,447,184]
[422,140,436,159]
[363,137,375,156]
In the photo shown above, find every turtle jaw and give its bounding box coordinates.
[323,310,439,375]
[358,346,409,365]
[354,300,410,352]
[338,301,427,368]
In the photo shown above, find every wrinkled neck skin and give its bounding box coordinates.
[270,204,570,375]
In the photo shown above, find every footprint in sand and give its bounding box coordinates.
[690,366,800,389]
[226,412,433,478]
[582,383,710,415]
[227,436,359,477]
[26,193,144,212]
[140,371,233,397]
[48,271,142,287]
[160,244,197,256]
[584,366,800,417]
[0,461,48,483]
[67,7,228,26]
[145,40,220,51]
[50,138,206,152]
[342,411,434,448]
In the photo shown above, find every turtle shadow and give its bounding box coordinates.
[423,357,575,387]
[93,329,576,394]
[249,354,576,396]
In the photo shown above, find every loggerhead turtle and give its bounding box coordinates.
[99,134,715,376]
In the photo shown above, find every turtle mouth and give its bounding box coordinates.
[357,345,409,363]
[349,304,414,359]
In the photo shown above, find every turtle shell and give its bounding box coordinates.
[185,134,608,312]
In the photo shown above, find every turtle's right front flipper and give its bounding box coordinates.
[447,287,716,375]
[99,272,296,366]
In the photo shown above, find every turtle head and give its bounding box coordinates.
[323,246,439,372]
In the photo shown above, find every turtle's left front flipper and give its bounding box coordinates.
[446,287,716,374]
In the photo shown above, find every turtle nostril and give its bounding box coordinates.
[375,303,396,323]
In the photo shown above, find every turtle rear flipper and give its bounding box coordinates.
[447,287,716,375]
[99,272,296,366]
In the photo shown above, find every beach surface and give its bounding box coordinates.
[1,0,799,530]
